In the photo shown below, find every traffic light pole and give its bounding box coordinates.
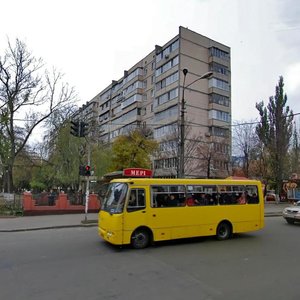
[84,138,91,222]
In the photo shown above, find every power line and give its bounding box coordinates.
[6,111,300,130]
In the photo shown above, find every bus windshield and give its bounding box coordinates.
[101,182,128,214]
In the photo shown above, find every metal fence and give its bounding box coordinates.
[0,193,23,216]
[0,191,93,216]
[32,191,85,206]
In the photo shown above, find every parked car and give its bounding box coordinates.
[265,190,277,202]
[282,201,300,224]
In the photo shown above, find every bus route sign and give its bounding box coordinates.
[123,168,153,178]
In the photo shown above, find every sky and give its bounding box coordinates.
[1,0,300,124]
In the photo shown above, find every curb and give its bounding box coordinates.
[0,215,283,232]
[265,213,282,217]
[0,222,98,233]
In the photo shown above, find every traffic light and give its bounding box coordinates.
[79,165,85,176]
[80,122,88,137]
[70,120,80,137]
[85,165,91,176]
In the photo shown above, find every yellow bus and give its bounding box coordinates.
[98,178,264,248]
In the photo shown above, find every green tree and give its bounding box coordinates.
[0,39,76,192]
[48,122,83,189]
[12,147,34,191]
[289,125,300,176]
[92,144,113,178]
[111,128,158,171]
[29,121,83,191]
[256,76,293,194]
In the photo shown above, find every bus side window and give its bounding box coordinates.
[155,194,165,207]
[248,193,259,204]
[138,189,145,206]
[219,193,227,205]
[127,189,145,212]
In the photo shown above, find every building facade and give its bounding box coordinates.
[77,26,231,178]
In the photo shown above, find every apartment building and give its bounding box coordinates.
[78,26,231,178]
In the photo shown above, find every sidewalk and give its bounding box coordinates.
[0,213,99,232]
[0,203,289,232]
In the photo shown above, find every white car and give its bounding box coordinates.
[283,201,300,224]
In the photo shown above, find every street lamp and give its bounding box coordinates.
[178,69,213,178]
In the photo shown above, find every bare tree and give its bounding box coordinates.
[232,120,259,178]
[0,39,76,192]
[152,122,230,178]
[193,135,230,178]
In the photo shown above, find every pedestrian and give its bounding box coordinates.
[48,189,56,206]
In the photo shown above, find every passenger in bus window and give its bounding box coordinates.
[186,194,199,206]
[178,194,186,206]
[128,191,136,206]
[156,194,169,207]
[165,194,179,207]
[207,194,217,205]
[248,193,259,204]
[237,192,247,204]
[198,193,207,205]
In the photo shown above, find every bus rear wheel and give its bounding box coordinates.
[216,222,232,240]
[131,229,150,249]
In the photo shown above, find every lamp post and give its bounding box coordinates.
[178,69,213,178]
[84,137,91,223]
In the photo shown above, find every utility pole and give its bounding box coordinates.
[178,69,213,178]
[84,138,91,223]
[179,69,188,178]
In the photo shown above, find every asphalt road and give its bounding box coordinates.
[0,217,299,300]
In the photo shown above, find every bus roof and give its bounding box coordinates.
[109,178,262,185]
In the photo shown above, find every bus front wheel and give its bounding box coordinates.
[131,229,150,249]
[216,222,232,240]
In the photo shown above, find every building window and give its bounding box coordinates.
[155,56,179,77]
[209,93,230,107]
[154,157,177,169]
[209,109,230,122]
[156,39,179,63]
[99,112,109,122]
[156,71,179,91]
[209,78,230,92]
[154,105,178,122]
[123,68,143,84]
[213,142,230,154]
[154,88,178,107]
[151,89,155,98]
[123,81,143,97]
[209,126,229,137]
[213,160,229,171]
[111,109,138,125]
[152,62,155,70]
[209,47,230,61]
[154,123,177,139]
[209,62,229,76]
[159,140,177,152]
[122,94,143,109]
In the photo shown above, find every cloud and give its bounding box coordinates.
[285,63,300,93]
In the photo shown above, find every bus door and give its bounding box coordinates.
[122,187,147,243]
[148,185,187,241]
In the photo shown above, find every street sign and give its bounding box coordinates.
[123,168,153,177]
